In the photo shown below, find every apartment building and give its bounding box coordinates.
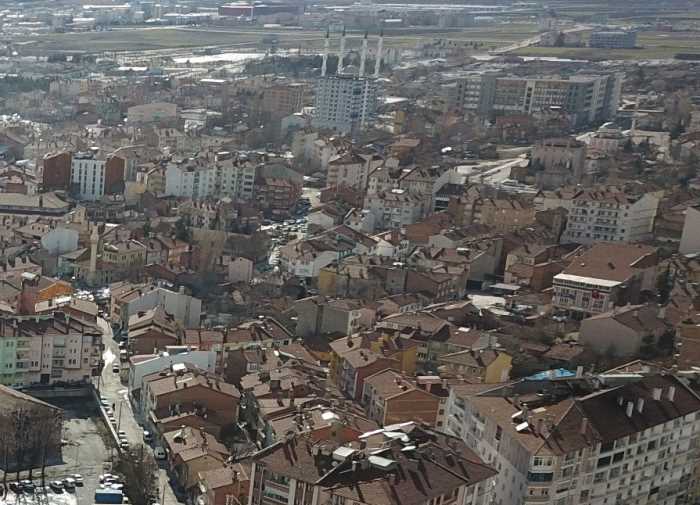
[364,188,425,230]
[552,243,657,316]
[326,150,383,190]
[164,152,256,201]
[361,369,444,427]
[444,373,700,505]
[250,83,305,122]
[534,187,662,245]
[254,176,301,219]
[110,282,202,330]
[532,138,587,190]
[70,151,126,201]
[456,73,622,127]
[247,423,497,505]
[0,313,102,387]
[312,74,379,134]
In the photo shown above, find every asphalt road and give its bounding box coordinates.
[96,319,182,505]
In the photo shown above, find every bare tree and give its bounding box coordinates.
[115,444,158,505]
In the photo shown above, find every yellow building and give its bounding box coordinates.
[437,349,512,383]
[328,332,418,383]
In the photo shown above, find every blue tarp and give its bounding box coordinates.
[526,368,575,381]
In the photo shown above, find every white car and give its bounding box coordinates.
[154,447,166,460]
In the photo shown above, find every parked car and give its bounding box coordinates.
[50,481,63,493]
[143,430,153,442]
[9,482,21,493]
[71,474,83,486]
[154,446,166,460]
[112,364,120,373]
[62,478,76,491]
[21,480,35,493]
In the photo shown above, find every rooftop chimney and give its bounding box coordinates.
[667,386,676,402]
[625,401,634,418]
[636,397,644,414]
[579,417,588,435]
[576,365,583,378]
[652,387,662,401]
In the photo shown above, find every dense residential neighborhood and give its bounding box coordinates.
[1,1,700,505]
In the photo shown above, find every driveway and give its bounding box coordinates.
[96,319,183,505]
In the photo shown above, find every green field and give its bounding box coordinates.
[13,23,539,54]
[512,31,700,61]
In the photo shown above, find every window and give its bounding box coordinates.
[527,472,553,483]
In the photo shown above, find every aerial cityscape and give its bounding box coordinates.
[0,0,699,505]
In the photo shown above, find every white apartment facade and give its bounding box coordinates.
[552,273,621,314]
[71,152,106,201]
[312,74,379,134]
[444,374,700,505]
[164,155,255,201]
[679,206,700,255]
[557,191,661,245]
[0,314,102,388]
[111,283,202,329]
[364,188,425,229]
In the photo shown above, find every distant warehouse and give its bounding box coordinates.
[218,1,302,17]
[589,30,637,49]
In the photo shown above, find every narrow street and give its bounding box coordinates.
[96,319,183,505]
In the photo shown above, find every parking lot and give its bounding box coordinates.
[0,397,114,505]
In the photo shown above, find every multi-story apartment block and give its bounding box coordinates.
[326,150,383,190]
[552,243,658,317]
[364,188,425,230]
[532,138,587,190]
[247,423,497,505]
[535,187,661,245]
[110,282,202,330]
[312,74,379,134]
[254,176,302,220]
[455,73,622,127]
[250,83,305,122]
[71,151,106,201]
[0,312,102,387]
[560,188,661,245]
[164,152,255,201]
[69,150,127,201]
[444,372,700,505]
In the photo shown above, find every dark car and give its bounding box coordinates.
[9,482,21,493]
